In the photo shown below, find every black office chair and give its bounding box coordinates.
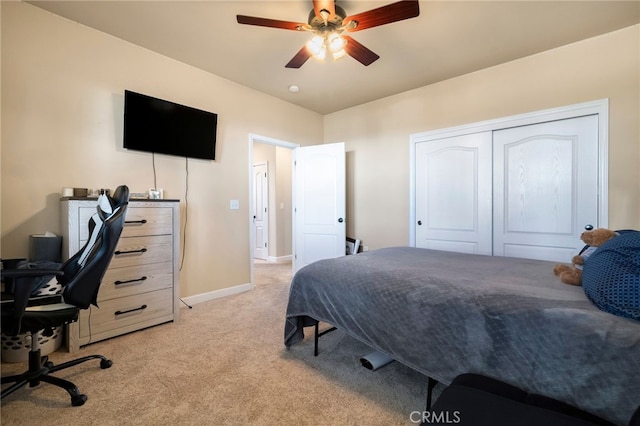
[428,373,621,426]
[1,185,129,406]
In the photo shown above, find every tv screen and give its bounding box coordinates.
[123,90,217,160]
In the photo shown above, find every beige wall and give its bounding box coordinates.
[2,2,638,300]
[275,146,292,258]
[0,3,322,297]
[325,25,640,250]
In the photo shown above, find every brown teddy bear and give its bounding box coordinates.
[553,228,618,285]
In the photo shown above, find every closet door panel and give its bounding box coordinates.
[493,115,599,261]
[415,132,492,254]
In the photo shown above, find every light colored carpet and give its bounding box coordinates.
[1,261,429,425]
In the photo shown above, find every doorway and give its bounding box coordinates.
[248,134,298,286]
[248,135,347,283]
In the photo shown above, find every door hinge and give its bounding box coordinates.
[264,243,267,248]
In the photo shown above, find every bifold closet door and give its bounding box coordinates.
[415,132,493,255]
[492,115,599,262]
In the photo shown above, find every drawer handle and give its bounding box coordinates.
[114,248,147,255]
[114,276,148,286]
[115,305,147,316]
[125,219,147,225]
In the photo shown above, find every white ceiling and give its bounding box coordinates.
[28,1,640,115]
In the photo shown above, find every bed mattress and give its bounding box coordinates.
[284,247,640,425]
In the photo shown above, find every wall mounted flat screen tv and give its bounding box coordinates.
[123,90,217,160]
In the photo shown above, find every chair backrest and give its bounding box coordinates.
[60,185,129,309]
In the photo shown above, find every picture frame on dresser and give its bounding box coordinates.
[60,197,180,352]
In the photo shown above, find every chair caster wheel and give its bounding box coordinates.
[100,359,113,369]
[71,394,87,406]
[44,361,54,369]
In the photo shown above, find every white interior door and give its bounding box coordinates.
[252,163,268,260]
[415,132,493,254]
[493,115,599,261]
[293,142,346,273]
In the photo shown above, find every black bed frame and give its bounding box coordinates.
[311,320,439,410]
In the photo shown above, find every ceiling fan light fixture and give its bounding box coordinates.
[327,32,346,52]
[306,35,325,55]
[332,48,347,61]
[306,34,329,61]
[314,45,327,61]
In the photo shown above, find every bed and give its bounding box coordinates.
[284,246,640,425]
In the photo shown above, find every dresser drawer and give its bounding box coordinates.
[79,205,174,240]
[121,206,174,237]
[98,262,173,301]
[79,288,173,339]
[109,235,172,269]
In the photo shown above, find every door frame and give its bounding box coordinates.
[248,133,299,286]
[408,98,609,246]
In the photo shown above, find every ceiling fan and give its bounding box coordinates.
[236,0,420,68]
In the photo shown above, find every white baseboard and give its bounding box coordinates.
[266,255,292,263]
[180,282,254,307]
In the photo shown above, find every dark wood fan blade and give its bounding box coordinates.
[236,15,306,31]
[343,0,420,32]
[343,36,380,66]
[313,0,336,21]
[285,46,312,69]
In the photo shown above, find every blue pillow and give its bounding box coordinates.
[582,231,640,320]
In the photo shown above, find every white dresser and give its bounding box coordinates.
[60,198,180,352]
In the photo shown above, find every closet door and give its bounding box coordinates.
[492,115,599,261]
[415,132,493,254]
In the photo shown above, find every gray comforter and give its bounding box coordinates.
[284,247,640,425]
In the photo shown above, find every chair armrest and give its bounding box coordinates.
[1,258,27,269]
[1,269,64,279]
[1,268,64,336]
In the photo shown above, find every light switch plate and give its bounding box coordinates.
[230,200,240,210]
